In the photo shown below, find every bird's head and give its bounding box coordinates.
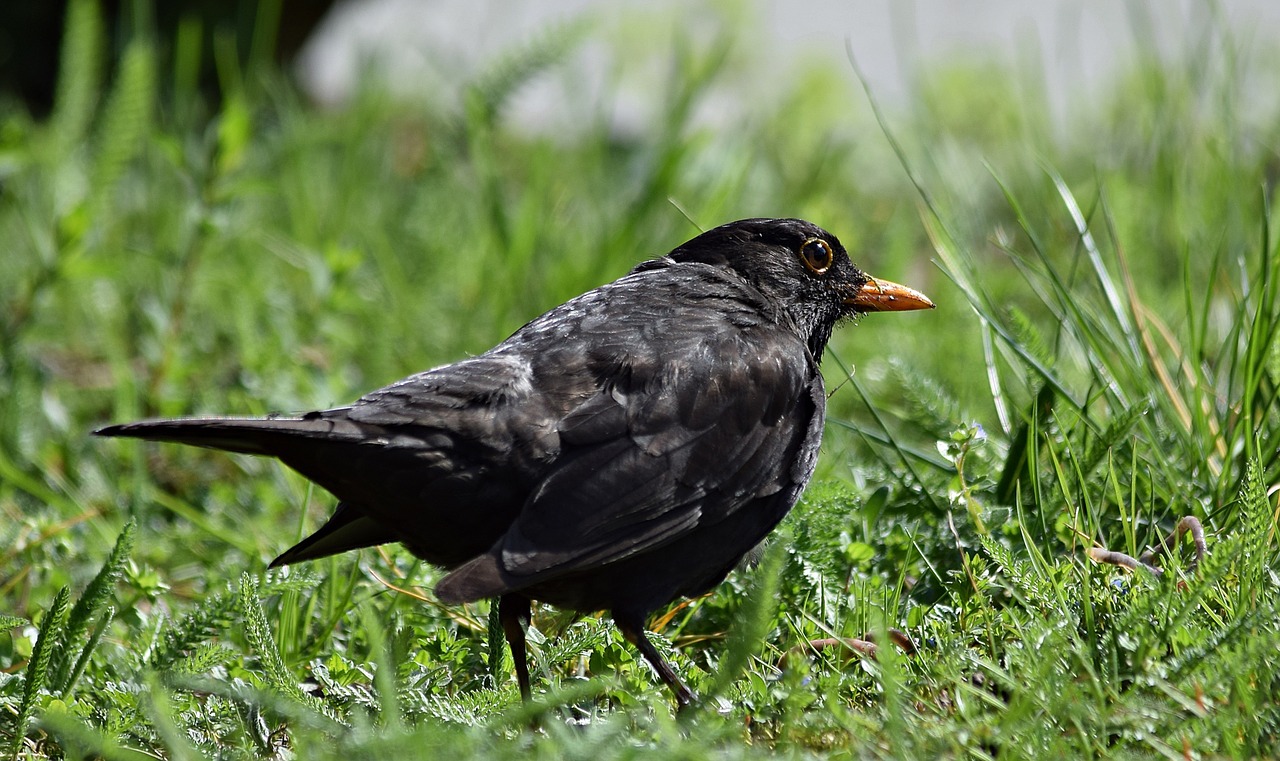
[668,218,934,355]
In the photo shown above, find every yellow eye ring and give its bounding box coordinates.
[799,238,833,274]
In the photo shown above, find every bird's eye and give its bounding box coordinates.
[799,238,833,275]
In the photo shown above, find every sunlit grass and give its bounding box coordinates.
[3,2,1279,758]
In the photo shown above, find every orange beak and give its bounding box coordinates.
[844,276,935,313]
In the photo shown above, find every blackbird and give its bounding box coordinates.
[96,218,933,706]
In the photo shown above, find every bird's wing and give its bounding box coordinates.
[437,315,822,602]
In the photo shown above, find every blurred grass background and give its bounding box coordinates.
[2,0,1280,758]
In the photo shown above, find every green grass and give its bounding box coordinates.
[3,2,1280,758]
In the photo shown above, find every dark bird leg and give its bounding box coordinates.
[499,594,533,701]
[613,610,695,709]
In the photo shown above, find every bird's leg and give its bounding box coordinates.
[499,594,532,701]
[613,611,696,709]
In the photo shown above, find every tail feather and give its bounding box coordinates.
[435,552,511,604]
[93,414,368,456]
[98,415,407,566]
[269,502,398,567]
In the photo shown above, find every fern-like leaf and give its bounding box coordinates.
[92,36,156,205]
[887,357,964,440]
[1238,458,1275,611]
[462,18,589,129]
[238,575,300,699]
[51,0,106,151]
[10,586,71,759]
[52,521,134,692]
[150,588,239,670]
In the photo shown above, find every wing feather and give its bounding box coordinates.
[490,324,816,584]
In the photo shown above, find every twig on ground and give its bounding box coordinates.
[1087,516,1206,576]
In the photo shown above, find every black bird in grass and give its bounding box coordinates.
[96,218,933,707]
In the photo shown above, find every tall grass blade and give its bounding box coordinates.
[710,536,786,697]
[360,605,403,730]
[37,711,154,761]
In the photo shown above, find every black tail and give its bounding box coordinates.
[96,413,404,565]
[269,501,398,567]
[93,413,371,456]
